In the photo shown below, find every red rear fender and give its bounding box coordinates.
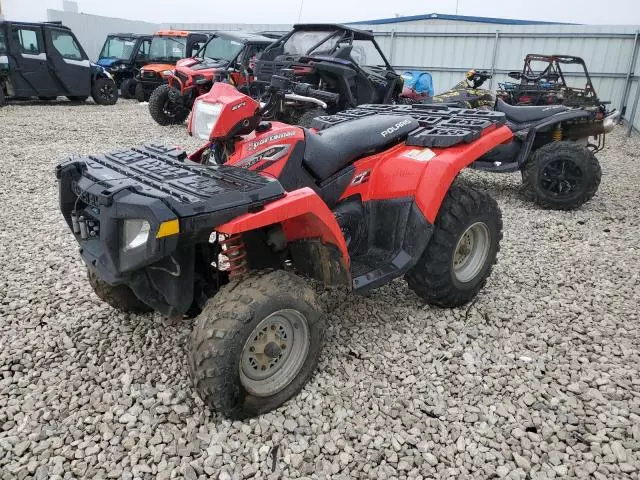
[416,125,512,223]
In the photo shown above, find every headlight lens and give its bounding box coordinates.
[192,100,223,140]
[162,70,174,77]
[122,219,150,251]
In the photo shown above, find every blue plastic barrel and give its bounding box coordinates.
[402,71,434,96]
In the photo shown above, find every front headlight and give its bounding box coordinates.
[162,70,174,77]
[192,100,223,140]
[122,219,150,251]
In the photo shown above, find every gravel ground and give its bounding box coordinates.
[0,98,639,480]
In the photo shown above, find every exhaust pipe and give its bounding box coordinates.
[602,111,620,133]
[565,111,620,139]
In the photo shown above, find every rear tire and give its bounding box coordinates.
[522,141,601,210]
[120,78,136,99]
[405,184,502,308]
[87,269,152,313]
[92,77,118,105]
[148,84,189,125]
[189,270,325,419]
[135,82,147,102]
[0,87,5,107]
[295,108,327,128]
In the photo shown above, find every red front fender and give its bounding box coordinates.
[216,188,350,268]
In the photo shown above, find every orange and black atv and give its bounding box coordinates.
[148,31,274,125]
[57,74,511,419]
[134,30,211,102]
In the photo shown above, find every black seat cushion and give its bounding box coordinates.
[495,98,569,124]
[303,115,419,180]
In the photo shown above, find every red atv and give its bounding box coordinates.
[148,32,273,126]
[57,77,511,419]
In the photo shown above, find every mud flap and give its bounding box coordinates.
[128,247,195,317]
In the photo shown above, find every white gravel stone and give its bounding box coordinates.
[0,101,639,480]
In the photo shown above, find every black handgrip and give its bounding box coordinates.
[307,88,339,104]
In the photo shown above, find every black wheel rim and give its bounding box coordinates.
[162,99,180,118]
[539,158,582,196]
[100,82,115,101]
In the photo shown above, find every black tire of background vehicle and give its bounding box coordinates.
[295,108,327,128]
[67,95,88,102]
[87,268,152,313]
[148,84,189,126]
[135,82,147,102]
[405,184,502,308]
[38,96,57,101]
[522,141,601,210]
[189,270,325,419]
[0,87,5,107]
[92,77,119,105]
[120,78,136,99]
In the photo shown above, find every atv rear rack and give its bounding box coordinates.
[311,104,506,148]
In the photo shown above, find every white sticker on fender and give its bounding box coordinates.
[403,148,436,161]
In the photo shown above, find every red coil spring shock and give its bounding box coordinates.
[221,233,248,279]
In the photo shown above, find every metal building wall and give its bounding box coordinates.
[46,9,160,61]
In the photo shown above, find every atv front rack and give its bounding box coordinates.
[311,104,506,148]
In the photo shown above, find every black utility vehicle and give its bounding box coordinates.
[253,24,403,125]
[499,54,604,108]
[0,21,118,106]
[97,33,152,98]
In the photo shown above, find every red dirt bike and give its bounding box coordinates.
[57,76,512,418]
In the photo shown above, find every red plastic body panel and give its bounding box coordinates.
[339,125,513,223]
[216,188,350,267]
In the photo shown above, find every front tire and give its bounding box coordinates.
[0,87,5,107]
[189,270,325,419]
[92,77,118,105]
[120,78,136,99]
[135,82,147,102]
[405,184,502,307]
[87,269,152,313]
[522,141,601,210]
[148,84,189,125]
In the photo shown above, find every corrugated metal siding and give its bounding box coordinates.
[47,10,159,60]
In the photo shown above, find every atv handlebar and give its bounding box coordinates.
[291,83,340,105]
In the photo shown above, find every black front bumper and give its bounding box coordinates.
[136,75,166,95]
[57,144,285,316]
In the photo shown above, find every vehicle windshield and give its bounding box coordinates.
[99,36,137,60]
[149,36,187,62]
[199,36,244,62]
[348,39,387,67]
[282,29,342,56]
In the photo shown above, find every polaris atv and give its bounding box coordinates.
[148,31,273,126]
[0,21,118,106]
[134,30,211,102]
[475,99,618,209]
[413,69,617,210]
[252,23,403,126]
[57,76,511,419]
[498,54,604,108]
[97,33,152,99]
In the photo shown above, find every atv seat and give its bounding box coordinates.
[496,98,569,124]
[303,115,419,180]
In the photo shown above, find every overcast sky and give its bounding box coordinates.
[3,0,640,25]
